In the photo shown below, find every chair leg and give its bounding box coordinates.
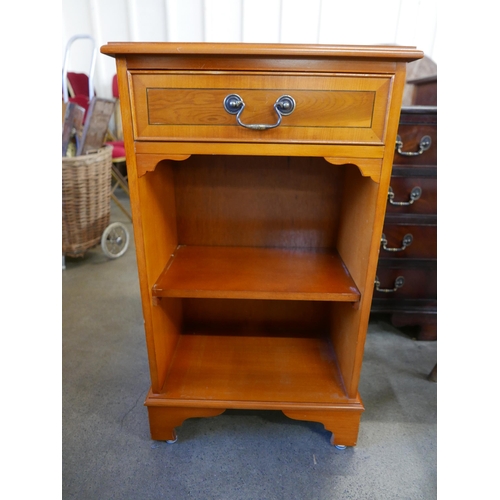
[111,193,132,221]
[110,163,132,221]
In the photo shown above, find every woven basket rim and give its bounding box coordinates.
[62,145,112,164]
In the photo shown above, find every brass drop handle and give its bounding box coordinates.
[395,135,432,156]
[223,94,295,130]
[388,186,421,206]
[374,276,405,293]
[381,233,413,252]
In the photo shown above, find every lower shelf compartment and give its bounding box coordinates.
[148,330,350,407]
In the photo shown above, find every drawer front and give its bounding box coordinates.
[380,224,436,259]
[374,265,436,300]
[130,71,392,144]
[386,176,437,215]
[393,122,437,165]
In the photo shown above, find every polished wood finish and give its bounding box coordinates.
[102,42,422,445]
[132,72,390,144]
[408,76,437,106]
[372,107,437,340]
[147,406,225,442]
[152,331,347,405]
[171,155,345,248]
[284,407,364,447]
[102,42,423,59]
[154,246,360,301]
[375,262,437,299]
[386,176,437,214]
[381,222,437,259]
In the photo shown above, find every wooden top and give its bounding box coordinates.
[101,42,423,62]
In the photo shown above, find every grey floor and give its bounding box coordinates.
[62,191,437,500]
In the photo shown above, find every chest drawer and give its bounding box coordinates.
[380,222,436,259]
[374,262,437,300]
[386,175,437,215]
[130,71,392,145]
[394,108,437,165]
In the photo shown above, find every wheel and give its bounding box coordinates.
[101,222,130,259]
[334,445,347,450]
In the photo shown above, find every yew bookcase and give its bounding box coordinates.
[101,43,422,446]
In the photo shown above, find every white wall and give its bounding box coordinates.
[62,0,437,99]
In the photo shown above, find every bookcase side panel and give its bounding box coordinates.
[137,160,181,391]
[331,167,379,397]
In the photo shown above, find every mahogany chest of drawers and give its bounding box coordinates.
[371,106,437,340]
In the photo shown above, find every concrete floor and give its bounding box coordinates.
[62,192,437,499]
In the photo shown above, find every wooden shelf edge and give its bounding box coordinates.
[152,290,359,302]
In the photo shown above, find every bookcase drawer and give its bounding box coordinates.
[130,71,392,145]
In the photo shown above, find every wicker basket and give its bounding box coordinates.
[62,146,112,257]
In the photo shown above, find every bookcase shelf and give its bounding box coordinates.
[153,245,360,302]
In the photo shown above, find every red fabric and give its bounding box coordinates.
[112,74,119,98]
[67,72,93,99]
[68,95,89,110]
[106,141,126,159]
[65,72,96,123]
